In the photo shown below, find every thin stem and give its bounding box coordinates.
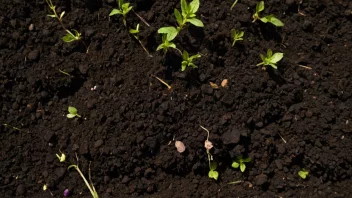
[200,125,210,141]
[68,165,98,198]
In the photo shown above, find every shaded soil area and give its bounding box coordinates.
[1,0,352,197]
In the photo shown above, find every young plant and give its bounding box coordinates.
[208,161,219,180]
[230,0,239,10]
[129,24,152,57]
[45,0,82,43]
[67,106,81,118]
[231,29,244,46]
[109,0,133,26]
[200,125,218,181]
[174,0,204,31]
[181,50,201,71]
[256,49,283,70]
[298,169,309,179]
[156,34,178,55]
[231,156,251,172]
[252,1,284,27]
[56,151,66,162]
[68,164,99,198]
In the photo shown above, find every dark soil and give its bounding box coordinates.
[1,0,352,197]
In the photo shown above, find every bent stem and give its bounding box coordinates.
[68,164,99,198]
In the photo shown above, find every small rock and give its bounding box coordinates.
[10,19,17,28]
[94,139,104,148]
[121,175,130,184]
[255,174,268,186]
[277,144,286,154]
[220,94,233,106]
[221,128,241,144]
[16,184,26,195]
[27,50,39,61]
[55,168,66,179]
[285,0,295,5]
[275,159,283,170]
[255,122,263,128]
[305,110,313,118]
[28,24,34,31]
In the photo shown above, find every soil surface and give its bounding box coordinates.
[1,0,352,197]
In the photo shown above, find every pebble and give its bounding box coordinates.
[94,139,104,148]
[275,159,283,170]
[256,174,268,185]
[221,128,241,144]
[27,50,39,61]
[121,175,130,184]
[285,0,295,5]
[277,144,286,154]
[16,184,26,195]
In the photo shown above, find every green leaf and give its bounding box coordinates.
[189,63,198,68]
[238,31,244,38]
[190,54,201,60]
[168,43,177,49]
[59,11,65,19]
[298,170,309,179]
[186,18,204,27]
[181,62,187,71]
[189,0,200,13]
[182,50,189,61]
[123,3,133,15]
[118,0,123,8]
[174,9,183,26]
[232,161,239,168]
[67,114,76,118]
[62,34,76,43]
[242,157,251,163]
[156,44,164,51]
[158,26,178,41]
[269,17,284,27]
[68,106,77,114]
[269,63,278,69]
[109,9,122,16]
[47,14,56,18]
[256,1,264,13]
[210,161,217,170]
[240,163,246,172]
[208,170,219,180]
[180,0,188,17]
[129,29,138,34]
[270,53,284,63]
[267,49,273,57]
[230,0,239,10]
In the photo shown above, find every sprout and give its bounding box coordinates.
[175,141,186,153]
[67,106,81,118]
[56,152,66,163]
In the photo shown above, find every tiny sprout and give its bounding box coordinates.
[232,155,251,172]
[256,49,284,70]
[45,0,82,43]
[129,24,151,57]
[68,164,99,198]
[252,1,284,27]
[43,184,48,191]
[156,34,178,55]
[231,29,244,46]
[208,161,219,180]
[67,106,81,118]
[230,0,239,10]
[175,141,186,153]
[298,169,309,179]
[56,152,66,162]
[109,0,133,26]
[181,50,201,71]
[174,0,204,31]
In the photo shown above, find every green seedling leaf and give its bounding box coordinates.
[231,29,244,46]
[186,18,204,27]
[208,170,219,180]
[232,161,239,168]
[62,33,76,43]
[158,26,178,41]
[210,161,217,170]
[181,0,188,17]
[59,11,65,19]
[156,34,178,54]
[181,50,201,71]
[253,1,264,21]
[47,14,56,18]
[230,0,239,10]
[189,0,200,13]
[174,9,183,26]
[260,15,284,27]
[67,106,81,118]
[232,156,251,172]
[240,163,246,172]
[256,49,283,70]
[298,169,309,179]
[109,9,122,16]
[56,152,66,162]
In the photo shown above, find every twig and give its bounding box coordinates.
[278,133,287,144]
[151,75,172,90]
[133,10,150,27]
[2,124,21,131]
[298,65,312,70]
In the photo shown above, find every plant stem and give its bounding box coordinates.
[68,165,99,198]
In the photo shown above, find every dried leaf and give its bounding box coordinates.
[175,141,186,153]
[209,82,219,89]
[221,79,228,87]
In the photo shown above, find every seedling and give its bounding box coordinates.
[208,161,219,180]
[109,0,133,26]
[231,155,251,172]
[158,26,179,42]
[67,106,81,118]
[256,49,283,70]
[231,29,244,46]
[298,169,309,179]
[2,123,20,131]
[230,0,239,10]
[45,0,82,43]
[129,24,151,57]
[156,34,179,55]
[200,125,218,181]
[174,0,204,31]
[181,50,201,71]
[56,151,66,162]
[252,1,284,27]
[68,163,99,198]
